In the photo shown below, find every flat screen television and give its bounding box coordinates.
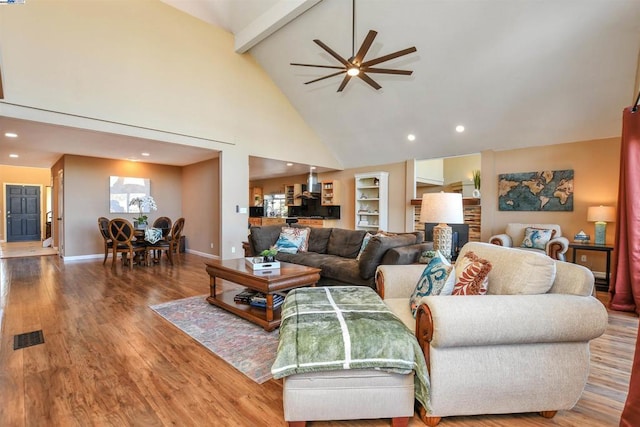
[423,223,470,260]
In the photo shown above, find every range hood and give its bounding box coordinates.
[307,170,321,193]
[295,169,321,199]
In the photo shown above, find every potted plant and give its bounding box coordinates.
[129,195,158,227]
[471,170,481,198]
[260,247,278,262]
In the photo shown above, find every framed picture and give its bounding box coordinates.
[109,176,150,213]
[498,169,573,211]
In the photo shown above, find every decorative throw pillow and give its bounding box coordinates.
[275,227,310,254]
[144,227,163,244]
[409,250,455,317]
[356,232,373,260]
[521,227,554,250]
[453,251,492,295]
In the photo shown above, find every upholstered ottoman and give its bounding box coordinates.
[272,286,430,427]
[283,368,414,427]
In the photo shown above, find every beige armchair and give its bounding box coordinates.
[375,242,608,426]
[489,223,570,260]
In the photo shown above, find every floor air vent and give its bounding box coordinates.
[13,330,45,350]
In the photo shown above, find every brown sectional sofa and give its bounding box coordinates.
[247,224,432,288]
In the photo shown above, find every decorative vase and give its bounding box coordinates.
[472,188,481,199]
[264,255,275,263]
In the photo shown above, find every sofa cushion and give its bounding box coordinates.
[453,250,492,295]
[357,232,374,260]
[249,225,282,254]
[521,227,554,250]
[458,242,557,295]
[359,234,418,280]
[327,228,367,258]
[409,251,455,317]
[275,227,311,254]
[293,224,333,254]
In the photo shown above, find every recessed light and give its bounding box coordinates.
[141,152,150,157]
[9,154,19,158]
[455,125,465,133]
[5,132,18,138]
[407,134,416,141]
[286,163,293,166]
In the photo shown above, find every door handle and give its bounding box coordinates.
[57,217,62,220]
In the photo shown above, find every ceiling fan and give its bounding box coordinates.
[291,0,417,92]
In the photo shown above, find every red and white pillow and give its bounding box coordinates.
[453,251,492,295]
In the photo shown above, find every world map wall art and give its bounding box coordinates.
[498,169,574,211]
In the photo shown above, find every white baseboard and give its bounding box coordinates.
[185,249,218,259]
[62,254,106,262]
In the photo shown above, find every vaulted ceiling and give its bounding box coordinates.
[3,0,640,179]
[165,0,640,168]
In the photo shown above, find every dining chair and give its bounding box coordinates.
[152,216,172,238]
[98,216,113,265]
[108,218,147,270]
[146,217,185,265]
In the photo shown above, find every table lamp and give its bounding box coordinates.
[420,192,464,258]
[587,205,615,245]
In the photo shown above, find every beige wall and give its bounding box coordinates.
[481,137,620,272]
[0,0,343,259]
[0,165,52,241]
[61,155,183,257]
[182,158,220,256]
[0,0,339,168]
[443,155,481,185]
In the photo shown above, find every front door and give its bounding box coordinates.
[6,185,41,242]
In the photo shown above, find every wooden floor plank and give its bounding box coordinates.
[0,253,636,426]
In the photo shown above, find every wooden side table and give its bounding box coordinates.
[568,242,614,292]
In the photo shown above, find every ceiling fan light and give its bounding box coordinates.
[347,67,360,77]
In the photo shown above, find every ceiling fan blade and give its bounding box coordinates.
[361,46,417,67]
[337,74,352,92]
[304,70,347,85]
[358,72,382,90]
[313,39,351,67]
[353,30,377,64]
[291,63,346,70]
[363,67,413,75]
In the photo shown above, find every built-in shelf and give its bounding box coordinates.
[355,172,389,231]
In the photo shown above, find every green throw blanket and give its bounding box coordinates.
[271,286,431,411]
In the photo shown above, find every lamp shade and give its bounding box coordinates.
[587,206,616,223]
[420,192,464,224]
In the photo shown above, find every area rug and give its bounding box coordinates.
[150,295,279,384]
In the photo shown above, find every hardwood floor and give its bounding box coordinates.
[0,253,636,426]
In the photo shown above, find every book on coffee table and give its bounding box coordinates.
[234,288,259,305]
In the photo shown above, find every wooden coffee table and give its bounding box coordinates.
[205,259,321,331]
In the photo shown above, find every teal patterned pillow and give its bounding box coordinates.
[275,227,310,254]
[521,227,553,250]
[409,251,455,317]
